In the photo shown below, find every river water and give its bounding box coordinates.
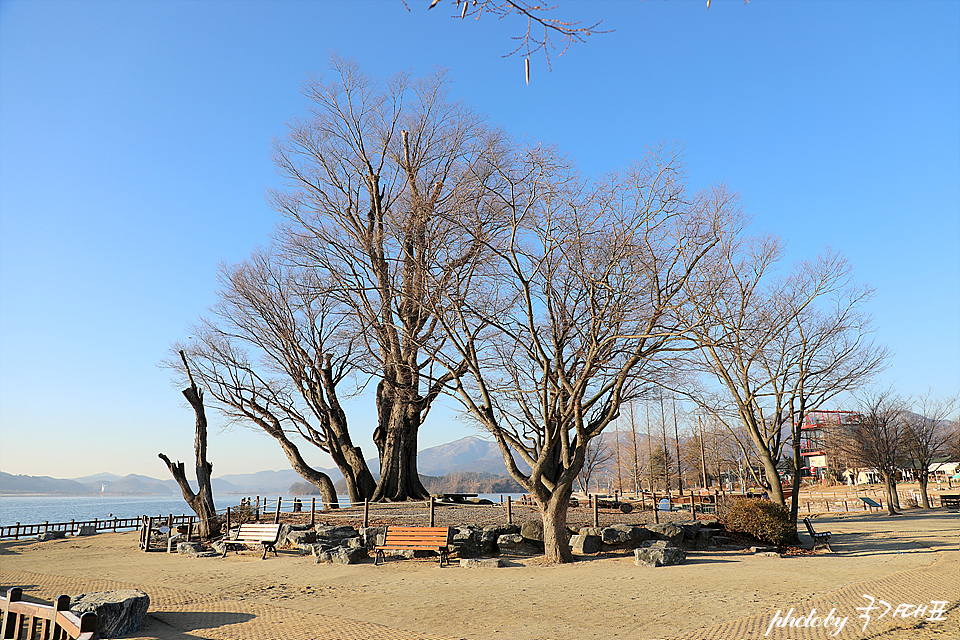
[0,493,521,527]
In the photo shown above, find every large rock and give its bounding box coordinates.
[497,533,524,549]
[71,590,149,638]
[520,519,544,547]
[646,523,684,545]
[601,524,649,547]
[315,525,359,542]
[314,545,365,564]
[358,526,386,550]
[634,541,686,567]
[177,542,219,557]
[460,558,503,568]
[570,534,601,555]
[36,531,66,542]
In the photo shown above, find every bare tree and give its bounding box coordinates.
[576,436,614,493]
[158,351,220,539]
[172,249,376,507]
[271,58,502,500]
[677,237,887,512]
[903,393,959,508]
[420,0,607,82]
[843,390,909,515]
[425,144,738,562]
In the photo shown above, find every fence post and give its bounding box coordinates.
[364,499,370,528]
[145,517,154,552]
[274,497,282,524]
[652,493,659,524]
[311,498,316,528]
[255,496,260,522]
[70,519,75,536]
[14,522,19,540]
[429,497,436,527]
[226,507,231,535]
[112,515,117,533]
[506,496,513,525]
[593,496,599,528]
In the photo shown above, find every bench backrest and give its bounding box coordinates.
[803,518,818,536]
[2,589,97,640]
[382,526,450,549]
[235,524,281,543]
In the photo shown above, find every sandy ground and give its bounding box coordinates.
[1,507,957,640]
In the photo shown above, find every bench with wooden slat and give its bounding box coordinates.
[374,526,451,567]
[939,494,960,508]
[221,523,282,560]
[2,589,97,640]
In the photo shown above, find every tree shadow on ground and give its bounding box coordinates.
[813,531,934,557]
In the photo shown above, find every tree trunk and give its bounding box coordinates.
[882,471,898,515]
[372,382,429,501]
[372,410,428,501]
[918,474,931,509]
[159,353,219,539]
[538,483,574,563]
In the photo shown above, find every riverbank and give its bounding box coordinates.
[1,507,957,639]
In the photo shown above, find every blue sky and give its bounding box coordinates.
[1,0,957,480]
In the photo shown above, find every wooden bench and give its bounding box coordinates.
[2,588,97,640]
[221,523,281,560]
[803,517,833,552]
[939,494,960,508]
[374,526,451,567]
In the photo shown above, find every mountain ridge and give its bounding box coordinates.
[1,436,522,495]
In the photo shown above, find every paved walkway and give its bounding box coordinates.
[2,568,455,640]
[678,550,959,639]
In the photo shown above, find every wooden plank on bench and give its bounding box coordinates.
[374,526,451,567]
[223,523,281,559]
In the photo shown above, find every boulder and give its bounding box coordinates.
[315,525,359,542]
[680,522,702,540]
[634,541,686,567]
[177,542,219,557]
[314,546,365,565]
[460,558,503,568]
[284,530,316,546]
[601,524,649,547]
[646,523,684,545]
[520,519,544,547]
[578,527,604,537]
[36,531,66,542]
[497,533,524,549]
[570,534,601,555]
[358,526,386,550]
[71,590,149,638]
[78,525,97,536]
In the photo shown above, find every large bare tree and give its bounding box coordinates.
[172,249,375,507]
[271,58,502,500]
[425,144,739,562]
[676,237,887,511]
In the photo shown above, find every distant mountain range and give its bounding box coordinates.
[0,436,528,496]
